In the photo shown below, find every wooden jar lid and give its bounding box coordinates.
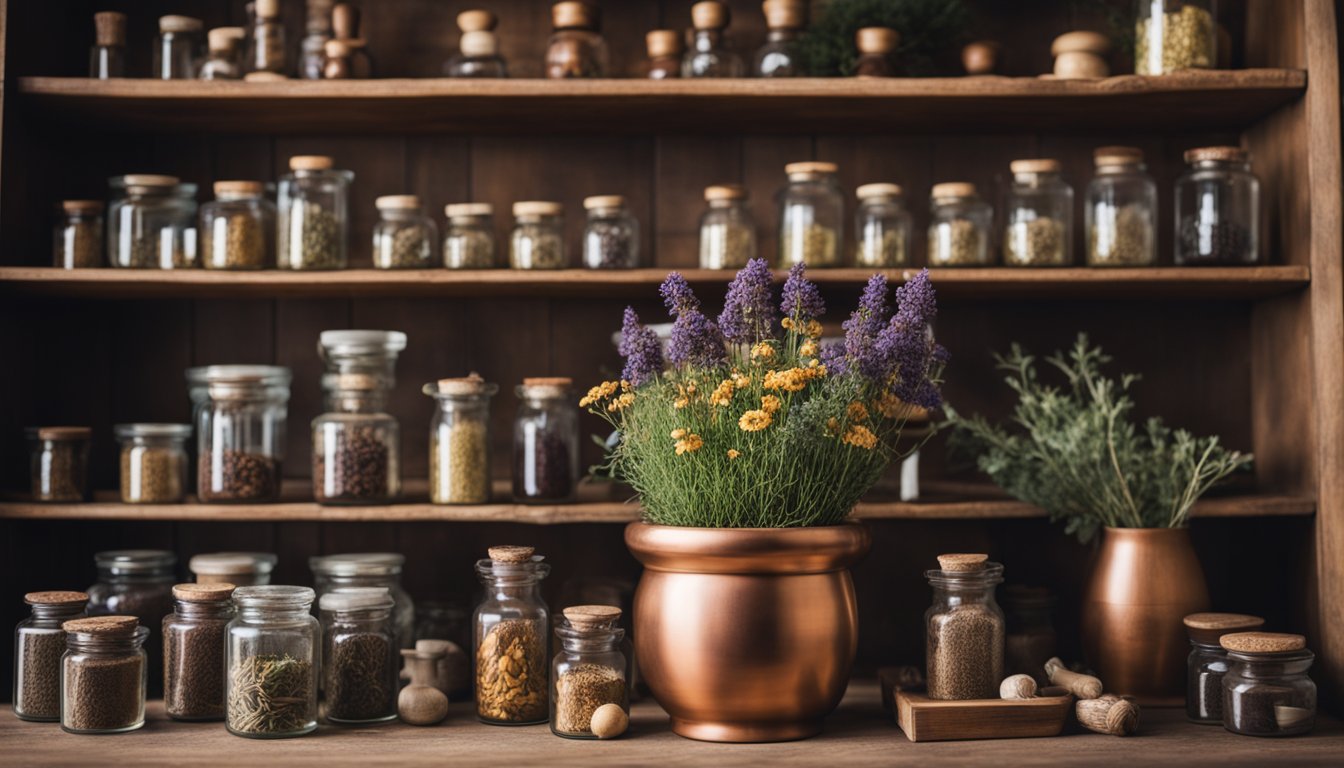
[1184,612,1265,644]
[856,27,898,54]
[1010,159,1061,174]
[173,582,236,601]
[123,174,180,187]
[1221,632,1307,654]
[446,203,493,218]
[376,194,421,210]
[932,182,977,199]
[646,29,683,57]
[95,12,127,46]
[290,155,334,171]
[692,1,730,30]
[513,201,563,216]
[1185,146,1248,164]
[763,0,805,30]
[61,200,104,213]
[564,604,622,628]
[786,161,838,176]
[160,15,203,33]
[1094,146,1143,167]
[25,590,90,606]
[214,180,263,197]
[255,0,281,19]
[458,10,497,32]
[523,376,573,387]
[488,545,535,563]
[208,27,245,51]
[937,553,988,572]
[436,372,489,395]
[32,426,93,440]
[584,195,626,210]
[63,615,138,635]
[857,183,902,199]
[1051,30,1111,56]
[244,71,288,82]
[553,1,596,29]
[705,184,747,201]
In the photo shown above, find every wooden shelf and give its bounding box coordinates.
[16,70,1306,135]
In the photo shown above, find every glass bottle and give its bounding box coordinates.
[1184,613,1265,724]
[778,161,844,268]
[1135,0,1216,74]
[924,554,1005,700]
[699,184,757,269]
[225,586,320,739]
[26,426,91,502]
[107,174,199,269]
[513,378,579,503]
[645,29,683,79]
[201,181,274,270]
[187,365,292,503]
[474,545,550,725]
[332,3,373,78]
[246,0,287,75]
[425,373,499,505]
[277,155,352,270]
[444,203,497,268]
[1086,146,1157,266]
[1176,146,1261,266]
[1004,159,1074,267]
[551,605,628,739]
[86,550,175,699]
[310,553,416,649]
[90,11,126,78]
[320,587,398,724]
[928,182,993,267]
[14,591,89,722]
[1002,585,1057,685]
[511,202,567,269]
[854,183,911,267]
[1221,632,1316,737]
[683,1,745,78]
[583,195,640,269]
[190,552,278,587]
[546,1,608,78]
[313,374,401,504]
[198,27,245,80]
[115,423,191,504]
[373,195,437,269]
[155,15,204,79]
[54,200,104,268]
[300,0,334,79]
[60,616,148,734]
[163,583,236,721]
[755,0,805,77]
[855,27,899,77]
[446,10,508,78]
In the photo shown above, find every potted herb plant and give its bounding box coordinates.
[585,260,944,742]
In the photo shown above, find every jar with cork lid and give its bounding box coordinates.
[188,365,291,503]
[925,553,1005,700]
[699,184,757,269]
[300,0,334,79]
[278,155,352,270]
[855,27,899,77]
[246,0,287,75]
[224,586,320,739]
[546,2,608,79]
[60,616,148,734]
[1220,632,1316,737]
[108,174,198,269]
[1051,31,1111,79]
[779,162,844,268]
[198,27,245,80]
[683,1,745,77]
[14,591,89,722]
[163,583,236,721]
[85,551,175,701]
[1086,146,1157,266]
[1004,159,1073,267]
[27,426,91,502]
[551,605,628,739]
[583,195,640,269]
[425,373,499,505]
[201,181,274,270]
[1136,0,1215,75]
[474,545,551,725]
[1176,146,1260,266]
[373,195,437,269]
[1184,612,1265,725]
[115,423,191,504]
[312,330,406,505]
[444,203,496,268]
[90,11,126,78]
[854,183,910,267]
[511,202,567,269]
[320,587,399,724]
[446,10,508,77]
[514,378,580,503]
[156,15,204,79]
[645,30,683,79]
[190,552,278,587]
[53,200,104,268]
[755,0,805,77]
[928,183,993,266]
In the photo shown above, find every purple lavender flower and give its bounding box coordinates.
[779,263,825,321]
[869,270,945,409]
[660,272,699,316]
[718,258,777,345]
[842,274,891,380]
[819,340,848,375]
[667,310,728,369]
[619,307,665,386]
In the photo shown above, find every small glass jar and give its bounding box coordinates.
[1176,146,1261,266]
[246,0,286,74]
[201,181,274,270]
[26,426,91,502]
[187,365,291,503]
[190,552,278,587]
[61,616,148,734]
[928,183,993,267]
[91,11,127,78]
[551,605,628,739]
[683,1,745,77]
[1003,585,1057,685]
[54,200,104,268]
[1087,146,1158,266]
[583,195,640,269]
[115,423,191,504]
[320,587,398,724]
[699,184,757,269]
[514,378,579,504]
[14,591,89,722]
[108,174,198,269]
[475,546,550,725]
[310,553,416,649]
[277,155,353,270]
[163,583,235,721]
[779,162,844,268]
[425,374,498,505]
[87,550,177,623]
[1222,632,1316,737]
[924,554,1005,700]
[1185,613,1265,725]
[511,202,567,269]
[155,15,203,79]
[546,1,608,78]
[225,586,319,739]
[444,203,497,268]
[300,0,333,79]
[854,183,911,267]
[373,195,437,269]
[313,374,401,504]
[1135,0,1216,75]
[855,27,899,77]
[198,27,244,79]
[645,29,683,79]
[1004,159,1074,267]
[447,10,508,77]
[755,0,804,77]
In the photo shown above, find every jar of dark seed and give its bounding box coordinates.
[187,365,291,503]
[61,616,148,734]
[277,155,352,270]
[514,377,579,503]
[313,373,401,504]
[444,203,497,268]
[26,426,91,502]
[115,423,191,504]
[53,200,104,268]
[928,183,993,267]
[425,373,498,505]
[511,201,567,269]
[1221,632,1316,737]
[551,605,628,739]
[225,586,319,739]
[1176,146,1261,266]
[1135,0,1215,75]
[86,549,176,700]
[310,553,416,650]
[1004,159,1073,267]
[164,582,236,721]
[320,587,398,724]
[1184,612,1265,725]
[373,194,437,269]
[191,552,277,587]
[14,591,89,722]
[699,184,757,269]
[107,174,198,269]
[546,1,609,78]
[475,546,550,725]
[778,161,844,268]
[582,195,640,269]
[854,183,911,268]
[924,553,1005,700]
[1086,146,1157,266]
[201,180,274,270]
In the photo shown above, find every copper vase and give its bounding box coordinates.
[624,521,871,742]
[1081,527,1210,702]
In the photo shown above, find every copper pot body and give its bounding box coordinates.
[624,521,871,742]
[1081,527,1210,701]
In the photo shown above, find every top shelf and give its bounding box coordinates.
[17,70,1307,135]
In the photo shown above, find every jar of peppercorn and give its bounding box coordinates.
[513,377,580,503]
[1221,632,1316,737]
[582,195,640,269]
[778,162,844,268]
[1184,612,1264,725]
[188,365,291,503]
[373,195,437,269]
[1175,146,1260,266]
[312,330,406,505]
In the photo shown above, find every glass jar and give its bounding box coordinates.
[320,587,398,724]
[425,374,498,505]
[854,183,911,267]
[310,553,416,649]
[60,616,148,734]
[546,1,608,78]
[699,184,757,269]
[313,374,401,504]
[755,0,804,77]
[1087,146,1158,266]
[187,365,291,503]
[511,202,567,269]
[928,183,993,267]
[277,155,352,270]
[115,423,191,504]
[779,162,844,268]
[855,27,899,77]
[583,195,640,269]
[225,586,319,739]
[191,552,278,587]
[86,550,176,699]
[551,605,628,739]
[245,0,286,74]
[444,204,497,268]
[198,27,244,79]
[373,195,437,269]
[1185,613,1266,724]
[475,545,550,725]
[1176,146,1260,266]
[1004,159,1074,267]
[1003,585,1057,685]
[514,378,579,503]
[91,11,127,78]
[683,1,745,77]
[1222,632,1316,737]
[645,29,683,79]
[155,15,203,79]
[14,591,89,722]
[1135,0,1216,74]
[924,554,1005,700]
[318,328,407,382]
[26,426,91,502]
[447,10,508,77]
[300,0,334,79]
[108,174,198,269]
[54,200,104,268]
[201,181,273,270]
[163,583,235,721]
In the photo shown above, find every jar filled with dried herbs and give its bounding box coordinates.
[60,616,148,734]
[191,552,277,587]
[201,181,274,270]
[246,0,287,75]
[107,174,198,269]
[925,554,1005,700]
[115,423,191,504]
[225,586,319,739]
[26,426,91,502]
[551,605,628,739]
[163,583,235,721]
[514,378,580,503]
[645,29,683,79]
[155,15,203,79]
[854,183,911,267]
[1086,146,1157,266]
[1135,0,1215,75]
[699,184,757,269]
[475,546,550,725]
[682,1,745,77]
[855,27,899,77]
[444,203,497,268]
[14,591,89,722]
[445,10,508,77]
[546,2,608,78]
[373,195,437,269]
[583,195,640,269]
[53,200,104,268]
[425,373,498,505]
[1176,146,1260,266]
[928,183,993,267]
[311,553,416,650]
[778,162,843,267]
[188,365,291,503]
[277,155,352,270]
[511,201,567,269]
[197,27,244,79]
[320,587,398,724]
[1004,159,1073,267]
[1184,612,1264,725]
[1221,632,1316,737]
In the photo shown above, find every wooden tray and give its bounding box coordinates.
[895,689,1073,742]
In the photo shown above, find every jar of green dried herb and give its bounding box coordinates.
[444,203,497,268]
[225,586,319,739]
[511,201,567,269]
[425,373,498,505]
[53,200,104,268]
[1086,147,1157,267]
[26,426,91,502]
[107,174,198,269]
[928,183,993,267]
[1135,0,1215,75]
[14,591,89,722]
[188,365,291,503]
[277,155,352,270]
[201,181,274,270]
[1004,159,1073,267]
[373,195,437,269]
[60,616,148,734]
[164,582,235,721]
[778,161,843,268]
[699,184,756,269]
[854,183,911,268]
[115,423,191,504]
[320,587,398,724]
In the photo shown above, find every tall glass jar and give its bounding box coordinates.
[191,552,278,587]
[188,365,291,503]
[373,195,437,269]
[551,605,628,739]
[14,591,89,722]
[683,1,745,77]
[91,11,127,78]
[1221,632,1316,737]
[246,0,286,74]
[313,374,400,504]
[163,583,236,721]
[201,181,274,270]
[475,546,550,725]
[320,587,398,724]
[310,553,416,649]
[1135,0,1215,74]
[155,15,203,79]
[1184,612,1264,725]
[115,423,191,504]
[779,162,844,268]
[511,202,567,269]
[300,0,334,79]
[924,554,1005,700]
[444,204,497,268]
[108,174,198,269]
[277,155,352,270]
[1086,146,1157,266]
[928,183,993,267]
[425,374,498,505]
[855,27,899,77]
[645,29,683,79]
[699,184,757,269]
[1176,146,1260,266]
[198,27,244,79]
[514,378,579,504]
[447,10,508,77]
[26,426,91,502]
[546,2,608,78]
[225,586,319,739]
[854,183,911,267]
[755,0,804,77]
[583,195,640,269]
[60,616,148,734]
[1004,159,1074,267]
[54,200,104,268]
[1003,585,1057,685]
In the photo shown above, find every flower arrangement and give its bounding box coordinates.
[584,259,945,528]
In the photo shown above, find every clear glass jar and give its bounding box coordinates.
[225,586,319,739]
[86,550,175,700]
[514,378,579,503]
[318,329,407,382]
[475,546,550,725]
[444,204,497,268]
[198,27,244,79]
[699,185,757,269]
[155,15,203,79]
[190,552,278,587]
[683,1,745,77]
[755,0,804,77]
[1182,613,1264,724]
[320,587,398,724]
[277,155,352,270]
[245,0,286,74]
[187,365,291,503]
[425,374,498,505]
[511,202,567,269]
[26,426,91,502]
[855,27,899,77]
[54,200,104,268]
[14,591,89,722]
[1004,159,1074,267]
[61,617,148,734]
[551,606,628,739]
[373,195,437,269]
[583,195,640,269]
[924,555,1005,700]
[1087,146,1158,266]
[1135,0,1216,74]
[310,553,416,649]
[1222,634,1316,737]
[928,183,993,267]
[779,162,844,268]
[115,423,191,504]
[300,0,333,79]
[1003,585,1056,685]
[1176,146,1260,266]
[108,174,198,269]
[546,2,608,78]
[91,11,126,78]
[645,29,683,79]
[447,10,508,77]
[201,181,274,270]
[164,583,235,721]
[313,375,400,504]
[854,183,911,267]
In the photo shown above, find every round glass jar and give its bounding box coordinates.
[1004,159,1073,267]
[551,605,628,739]
[511,201,567,269]
[928,183,993,267]
[854,183,911,268]
[699,184,757,269]
[87,550,177,622]
[1135,0,1215,75]
[320,587,398,724]
[1176,146,1261,266]
[115,423,191,504]
[277,155,352,270]
[582,195,640,269]
[14,591,89,722]
[197,26,244,80]
[645,29,683,79]
[1086,146,1157,266]
[546,1,608,78]
[155,15,203,79]
[60,616,148,734]
[163,582,236,721]
[778,161,844,268]
[444,203,496,268]
[190,552,277,587]
[201,181,274,270]
[1221,632,1316,737]
[682,0,745,77]
[754,0,804,77]
[446,9,508,77]
[26,426,91,502]
[53,200,104,268]
[514,377,580,503]
[313,373,400,505]
[108,174,198,269]
[474,545,550,725]
[188,365,291,503]
[225,586,319,739]
[373,195,437,269]
[924,554,1005,700]
[425,374,498,505]
[310,553,416,649]
[1185,612,1265,725]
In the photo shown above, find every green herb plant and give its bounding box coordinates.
[795,0,970,76]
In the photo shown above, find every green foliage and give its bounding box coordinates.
[796,0,970,76]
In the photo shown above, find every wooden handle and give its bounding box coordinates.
[1076,694,1139,736]
[1044,657,1103,699]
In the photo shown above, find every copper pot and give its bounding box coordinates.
[1081,527,1210,702]
[625,521,870,742]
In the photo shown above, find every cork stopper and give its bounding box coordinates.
[173,582,236,602]
[932,182,977,200]
[123,174,180,188]
[1094,146,1144,168]
[32,426,93,441]
[333,3,361,39]
[584,195,626,210]
[553,1,597,30]
[646,29,683,58]
[458,10,497,32]
[95,11,127,46]
[763,0,805,30]
[564,604,622,629]
[334,372,379,391]
[436,372,489,395]
[1221,632,1307,654]
[705,184,747,201]
[692,1,730,30]
[488,545,535,563]
[376,194,421,210]
[856,27,899,54]
[244,71,288,82]
[61,200,104,214]
[1010,159,1062,176]
[325,38,353,58]
[25,590,90,607]
[63,615,138,636]
[513,201,563,217]
[523,376,573,387]
[290,155,335,171]
[856,183,902,199]
[937,553,988,572]
[446,202,493,218]
[461,29,498,57]
[208,27,245,52]
[214,180,264,197]
[785,161,838,177]
[159,15,204,34]
[1051,30,1111,56]
[1184,612,1265,645]
[255,0,281,19]
[1184,146,1248,164]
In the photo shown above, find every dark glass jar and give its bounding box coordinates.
[1222,632,1316,737]
[60,616,148,734]
[474,546,550,725]
[1184,613,1265,724]
[924,554,1005,701]
[755,0,804,77]
[14,591,89,721]
[27,426,92,502]
[164,583,236,721]
[513,378,579,503]
[87,549,176,698]
[310,553,415,649]
[1175,146,1261,266]
[551,606,628,739]
[682,1,744,77]
[155,15,203,79]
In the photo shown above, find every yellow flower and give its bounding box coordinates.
[732,373,751,389]
[751,342,775,360]
[675,433,704,455]
[671,428,687,439]
[826,417,840,435]
[727,449,741,460]
[709,379,735,407]
[842,424,878,450]
[674,396,689,409]
[847,401,870,423]
[580,380,620,407]
[805,320,823,339]
[607,392,635,412]
[761,395,782,414]
[781,317,794,330]
[738,409,773,432]
[799,340,818,357]
[874,392,928,420]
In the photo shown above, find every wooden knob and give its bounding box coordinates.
[332,3,360,39]
[458,9,497,32]
[856,27,898,54]
[692,1,729,30]
[961,40,1001,75]
[646,29,683,58]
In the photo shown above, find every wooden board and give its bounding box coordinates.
[895,689,1073,742]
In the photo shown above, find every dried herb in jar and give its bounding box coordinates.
[782,223,839,267]
[1005,218,1067,266]
[476,619,547,723]
[199,450,281,502]
[325,632,395,722]
[204,212,266,269]
[856,229,905,267]
[512,231,565,269]
[430,419,490,504]
[121,445,186,503]
[930,219,986,266]
[554,662,626,735]
[445,229,495,268]
[227,654,314,735]
[378,226,431,268]
[700,222,754,269]
[1136,4,1214,74]
[927,605,1004,700]
[1089,204,1154,266]
[282,200,341,269]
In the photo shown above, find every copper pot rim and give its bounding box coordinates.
[1098,526,1194,537]
[624,520,871,574]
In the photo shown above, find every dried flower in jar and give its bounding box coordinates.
[782,223,839,267]
[476,619,547,723]
[1004,218,1067,266]
[1136,4,1215,74]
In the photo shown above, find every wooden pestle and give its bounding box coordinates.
[1044,657,1103,699]
[1076,694,1140,736]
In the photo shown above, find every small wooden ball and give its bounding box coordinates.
[962,41,1001,75]
[590,703,629,739]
